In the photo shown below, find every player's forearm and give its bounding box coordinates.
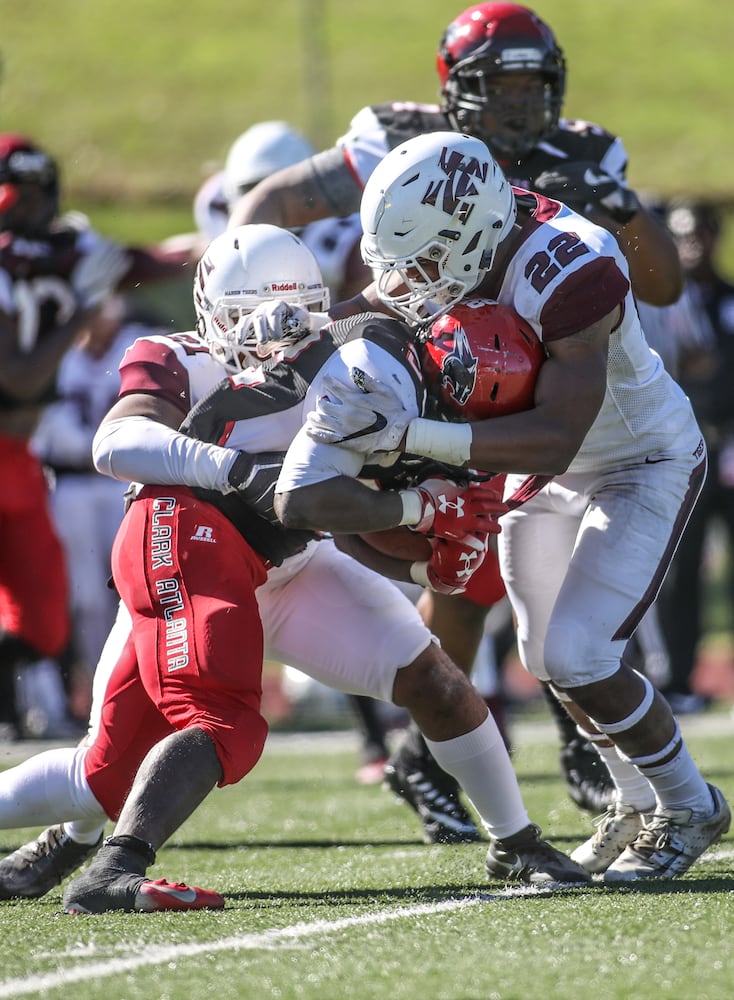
[228,163,330,230]
[275,476,406,533]
[591,205,683,306]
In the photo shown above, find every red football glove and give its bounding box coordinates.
[406,476,509,540]
[424,532,490,595]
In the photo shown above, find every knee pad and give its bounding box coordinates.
[543,620,596,688]
[515,630,548,682]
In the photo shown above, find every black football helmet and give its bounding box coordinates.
[437,3,566,160]
[0,133,59,236]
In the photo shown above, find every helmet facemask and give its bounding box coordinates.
[362,234,489,325]
[444,62,563,160]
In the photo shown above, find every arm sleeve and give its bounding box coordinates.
[92,415,238,491]
[309,147,364,216]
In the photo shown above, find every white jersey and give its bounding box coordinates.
[490,194,706,689]
[494,191,699,472]
[117,329,229,413]
[332,102,630,200]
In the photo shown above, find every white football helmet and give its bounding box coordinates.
[193,224,330,371]
[223,121,315,207]
[360,131,516,323]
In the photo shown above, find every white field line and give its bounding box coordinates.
[0,889,560,998]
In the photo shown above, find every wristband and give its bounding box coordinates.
[308,311,331,331]
[398,489,424,526]
[405,418,472,466]
[409,561,431,588]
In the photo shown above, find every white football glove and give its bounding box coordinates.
[305,367,411,453]
[241,300,325,359]
[71,239,130,308]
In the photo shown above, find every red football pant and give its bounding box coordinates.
[0,437,69,656]
[85,486,269,817]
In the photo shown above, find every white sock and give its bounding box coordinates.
[425,714,530,840]
[629,742,713,815]
[64,818,107,844]
[594,743,656,811]
[0,746,106,829]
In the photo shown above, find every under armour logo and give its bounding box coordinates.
[457,548,480,578]
[437,494,465,517]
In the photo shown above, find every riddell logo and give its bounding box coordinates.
[270,281,298,293]
[191,525,216,543]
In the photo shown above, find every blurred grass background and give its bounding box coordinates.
[2,0,734,254]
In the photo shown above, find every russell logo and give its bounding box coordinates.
[191,525,216,543]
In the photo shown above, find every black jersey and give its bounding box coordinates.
[317,101,627,217]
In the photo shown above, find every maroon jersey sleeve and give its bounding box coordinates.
[118,338,193,410]
[540,257,630,343]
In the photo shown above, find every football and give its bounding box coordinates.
[358,525,432,562]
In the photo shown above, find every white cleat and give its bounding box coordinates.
[571,802,648,874]
[603,784,731,882]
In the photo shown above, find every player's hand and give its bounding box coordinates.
[71,238,131,308]
[406,476,508,539]
[424,532,489,595]
[305,367,411,453]
[241,300,315,358]
[533,161,640,224]
[226,449,287,521]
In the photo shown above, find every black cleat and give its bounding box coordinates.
[486,823,592,885]
[0,825,102,899]
[384,741,482,844]
[559,737,615,815]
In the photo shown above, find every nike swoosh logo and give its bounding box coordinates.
[583,169,610,187]
[644,456,670,464]
[340,411,388,442]
[142,881,198,903]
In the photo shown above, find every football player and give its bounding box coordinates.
[0,133,198,739]
[191,121,383,782]
[0,224,590,913]
[228,2,684,828]
[303,132,731,882]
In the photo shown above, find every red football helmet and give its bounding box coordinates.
[0,133,59,235]
[420,298,545,420]
[437,3,566,160]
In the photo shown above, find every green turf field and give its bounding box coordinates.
[1,714,732,1000]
